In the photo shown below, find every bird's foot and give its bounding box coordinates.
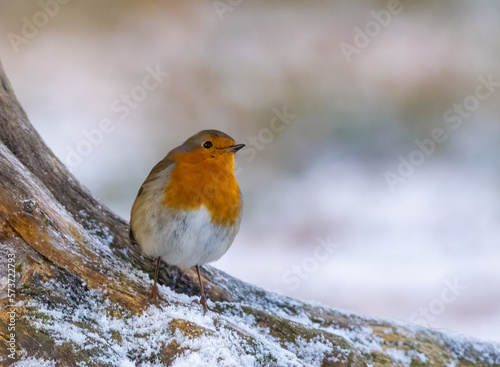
[192,295,214,315]
[147,283,165,308]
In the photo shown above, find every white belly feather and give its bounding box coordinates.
[130,165,241,268]
[151,205,238,267]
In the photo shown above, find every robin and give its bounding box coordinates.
[130,130,244,314]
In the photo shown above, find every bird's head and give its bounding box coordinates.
[172,130,245,165]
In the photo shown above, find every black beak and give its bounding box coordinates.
[225,144,245,153]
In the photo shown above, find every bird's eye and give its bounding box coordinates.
[203,141,213,149]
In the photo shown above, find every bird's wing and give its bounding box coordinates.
[130,152,176,244]
[135,153,175,199]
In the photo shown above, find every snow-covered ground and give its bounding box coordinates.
[8,266,500,366]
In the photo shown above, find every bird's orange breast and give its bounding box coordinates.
[163,149,241,227]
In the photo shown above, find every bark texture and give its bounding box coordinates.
[0,58,499,366]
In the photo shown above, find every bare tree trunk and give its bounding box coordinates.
[0,59,499,366]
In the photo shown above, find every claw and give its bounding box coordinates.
[195,265,215,315]
[146,257,166,308]
[147,282,165,307]
[192,294,214,314]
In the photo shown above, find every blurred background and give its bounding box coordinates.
[1,0,499,342]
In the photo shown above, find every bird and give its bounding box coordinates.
[130,130,244,314]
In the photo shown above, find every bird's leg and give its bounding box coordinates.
[195,265,213,314]
[147,257,165,307]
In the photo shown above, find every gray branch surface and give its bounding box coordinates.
[0,58,499,366]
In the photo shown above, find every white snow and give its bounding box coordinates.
[19,268,500,367]
[24,277,343,366]
[384,348,427,366]
[14,357,56,367]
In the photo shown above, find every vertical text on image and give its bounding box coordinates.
[6,251,17,359]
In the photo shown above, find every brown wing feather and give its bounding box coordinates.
[135,153,175,198]
[130,153,175,245]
